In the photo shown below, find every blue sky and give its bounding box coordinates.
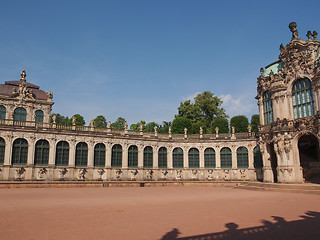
[1,0,320,125]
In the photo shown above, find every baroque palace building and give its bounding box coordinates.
[0,22,319,183]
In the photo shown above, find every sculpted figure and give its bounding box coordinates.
[289,22,298,40]
[107,121,111,128]
[72,116,76,125]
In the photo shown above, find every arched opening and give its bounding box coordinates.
[75,142,88,167]
[128,145,138,168]
[143,146,153,168]
[34,140,49,166]
[94,143,105,167]
[269,143,278,183]
[173,147,183,168]
[158,147,167,168]
[298,134,320,183]
[111,144,122,168]
[55,141,69,166]
[188,148,199,168]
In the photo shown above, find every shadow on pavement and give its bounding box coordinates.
[160,211,320,240]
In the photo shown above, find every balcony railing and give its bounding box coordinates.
[0,118,257,141]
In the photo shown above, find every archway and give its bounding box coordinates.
[269,143,278,183]
[298,134,320,183]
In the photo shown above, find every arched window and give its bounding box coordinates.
[75,142,88,167]
[55,141,69,166]
[14,107,27,126]
[263,92,273,124]
[111,144,122,167]
[188,148,199,168]
[35,110,44,122]
[143,146,153,168]
[237,147,248,168]
[173,147,183,168]
[128,145,138,168]
[12,138,28,165]
[292,78,315,119]
[94,143,105,167]
[204,148,215,168]
[0,105,6,119]
[158,147,167,168]
[0,137,5,165]
[34,140,49,165]
[221,147,232,168]
[254,146,263,168]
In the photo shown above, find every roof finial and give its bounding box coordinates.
[20,69,26,82]
[289,22,298,40]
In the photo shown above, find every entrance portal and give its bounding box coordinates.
[298,134,320,183]
[269,143,278,183]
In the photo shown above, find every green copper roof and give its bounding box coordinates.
[264,61,284,77]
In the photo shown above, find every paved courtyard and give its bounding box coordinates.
[0,186,320,240]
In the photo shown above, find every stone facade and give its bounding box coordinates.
[0,71,261,182]
[257,22,320,183]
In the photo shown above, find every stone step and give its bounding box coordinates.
[234,182,320,194]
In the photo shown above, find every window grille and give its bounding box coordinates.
[188,148,199,168]
[254,146,263,168]
[263,92,273,124]
[128,145,138,168]
[94,143,105,167]
[0,137,5,165]
[111,144,122,167]
[75,142,88,167]
[173,147,183,168]
[55,141,69,166]
[143,146,153,168]
[158,147,167,168]
[237,147,248,168]
[292,78,315,119]
[12,138,28,165]
[221,147,232,168]
[34,140,49,165]
[204,148,215,168]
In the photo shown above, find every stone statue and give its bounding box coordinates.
[200,127,203,135]
[46,91,53,100]
[140,123,143,131]
[289,22,298,40]
[232,126,235,134]
[184,128,187,135]
[169,127,171,134]
[313,31,318,39]
[248,124,252,133]
[154,126,158,133]
[215,127,219,135]
[307,31,313,40]
[124,122,128,130]
[260,68,264,76]
[52,114,57,124]
[72,116,76,126]
[90,119,95,127]
[107,121,111,128]
[20,69,26,81]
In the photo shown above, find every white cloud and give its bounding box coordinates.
[220,94,257,118]
[181,92,201,102]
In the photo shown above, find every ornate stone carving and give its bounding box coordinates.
[97,169,105,180]
[115,169,122,181]
[161,170,169,180]
[37,167,47,179]
[46,91,53,101]
[207,169,213,181]
[145,170,153,180]
[176,170,182,180]
[16,167,26,180]
[289,22,298,40]
[59,168,68,180]
[130,169,138,181]
[11,82,35,101]
[78,169,87,180]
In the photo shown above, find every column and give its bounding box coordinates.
[153,146,158,168]
[69,141,76,167]
[122,144,128,169]
[231,146,237,169]
[183,146,188,168]
[199,147,205,169]
[138,145,143,168]
[48,139,56,167]
[27,137,36,166]
[3,135,13,166]
[167,147,173,169]
[215,146,221,169]
[105,143,112,168]
[248,145,254,169]
[258,100,264,125]
[87,143,94,167]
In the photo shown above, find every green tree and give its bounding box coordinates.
[250,114,260,132]
[93,115,107,128]
[145,122,159,132]
[176,91,227,129]
[230,115,249,133]
[111,117,126,130]
[171,117,192,134]
[191,121,208,134]
[211,117,229,133]
[130,120,146,131]
[158,121,171,133]
[72,114,85,126]
[50,113,71,125]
